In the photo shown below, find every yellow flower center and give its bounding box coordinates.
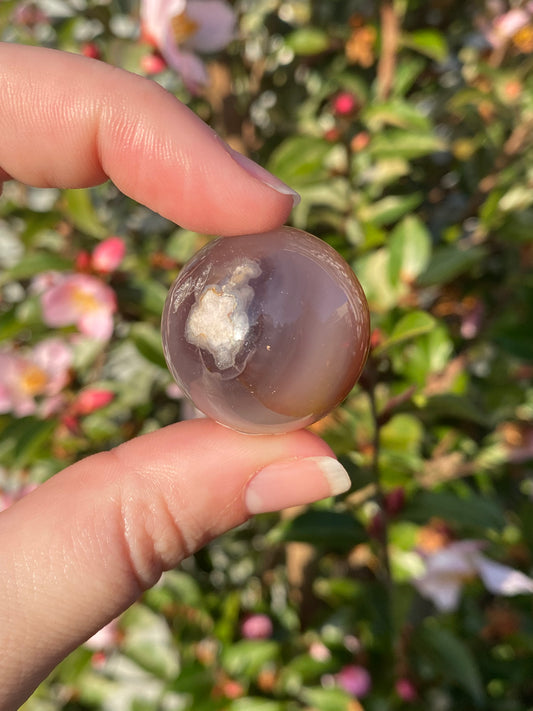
[73,288,100,313]
[513,24,533,53]
[171,10,199,44]
[20,365,48,395]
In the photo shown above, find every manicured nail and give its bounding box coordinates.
[245,456,351,515]
[226,146,301,207]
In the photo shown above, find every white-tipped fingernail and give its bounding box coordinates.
[245,456,351,515]
[226,146,301,207]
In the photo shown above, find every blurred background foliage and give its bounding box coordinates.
[2,0,533,709]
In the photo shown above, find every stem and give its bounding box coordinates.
[368,385,392,586]
[376,0,400,100]
[367,381,396,680]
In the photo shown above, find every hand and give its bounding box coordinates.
[0,43,351,709]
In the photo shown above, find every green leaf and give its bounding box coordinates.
[364,100,431,132]
[392,55,427,96]
[222,640,280,679]
[417,245,487,287]
[388,215,432,287]
[401,29,449,62]
[380,414,423,455]
[267,136,333,188]
[423,393,490,426]
[0,252,72,285]
[314,577,362,604]
[0,417,56,469]
[285,27,329,55]
[354,248,402,312]
[357,158,411,192]
[375,311,436,354]
[0,307,22,340]
[62,189,107,239]
[280,651,336,687]
[122,605,180,680]
[170,660,215,695]
[300,687,355,711]
[14,418,55,468]
[269,510,366,551]
[0,0,17,27]
[120,279,168,316]
[414,621,485,705]
[160,570,203,607]
[389,323,453,386]
[166,229,204,264]
[403,490,505,531]
[227,700,286,711]
[130,323,167,369]
[358,193,422,227]
[369,130,447,160]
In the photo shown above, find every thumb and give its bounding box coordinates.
[0,419,350,709]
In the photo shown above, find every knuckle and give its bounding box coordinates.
[100,448,193,591]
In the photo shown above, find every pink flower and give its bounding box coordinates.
[0,339,72,417]
[395,678,418,702]
[333,91,358,116]
[12,3,47,26]
[73,388,114,415]
[0,483,38,512]
[140,0,236,91]
[40,273,116,340]
[413,540,533,612]
[91,236,126,274]
[85,618,121,651]
[141,52,168,74]
[309,641,331,662]
[240,613,273,640]
[335,665,372,698]
[81,43,100,60]
[485,6,533,48]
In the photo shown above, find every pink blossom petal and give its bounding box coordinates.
[0,381,12,414]
[413,541,483,611]
[161,41,208,88]
[141,0,186,45]
[78,309,114,340]
[40,393,66,418]
[240,614,273,640]
[91,236,126,273]
[495,9,530,38]
[413,571,464,612]
[475,554,533,597]
[41,280,83,327]
[140,0,234,89]
[0,353,39,417]
[336,665,372,698]
[32,338,72,395]
[40,274,116,340]
[74,388,114,415]
[30,271,64,295]
[85,619,121,651]
[185,0,236,53]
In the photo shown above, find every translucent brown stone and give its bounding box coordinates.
[162,227,370,434]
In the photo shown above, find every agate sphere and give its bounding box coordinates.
[162,227,370,434]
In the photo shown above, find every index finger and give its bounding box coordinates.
[0,43,298,235]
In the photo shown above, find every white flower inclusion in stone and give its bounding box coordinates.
[184,259,261,371]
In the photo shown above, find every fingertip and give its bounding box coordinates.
[0,44,297,235]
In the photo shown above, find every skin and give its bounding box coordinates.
[0,43,337,709]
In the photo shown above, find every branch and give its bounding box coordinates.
[376,0,400,100]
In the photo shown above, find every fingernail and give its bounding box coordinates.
[226,146,301,207]
[245,456,351,515]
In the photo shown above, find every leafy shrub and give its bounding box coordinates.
[2,1,533,709]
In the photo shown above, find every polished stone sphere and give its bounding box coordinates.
[162,227,370,434]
